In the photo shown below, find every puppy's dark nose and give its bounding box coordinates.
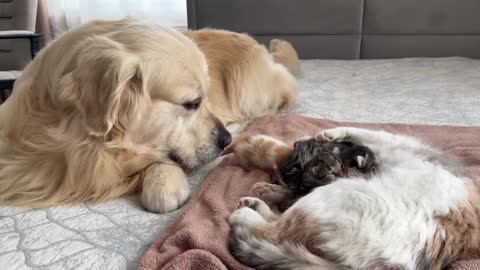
[217,131,232,150]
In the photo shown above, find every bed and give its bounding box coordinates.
[1,57,480,269]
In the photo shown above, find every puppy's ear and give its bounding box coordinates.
[60,36,149,137]
[355,154,367,168]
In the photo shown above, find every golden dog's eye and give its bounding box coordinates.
[182,98,201,110]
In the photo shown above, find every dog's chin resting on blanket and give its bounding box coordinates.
[227,127,480,270]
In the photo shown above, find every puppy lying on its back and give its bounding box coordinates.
[228,128,480,270]
[224,134,377,210]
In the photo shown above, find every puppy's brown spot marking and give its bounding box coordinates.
[367,259,406,270]
[250,209,337,260]
[422,179,480,269]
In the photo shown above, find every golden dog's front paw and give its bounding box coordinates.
[140,163,190,213]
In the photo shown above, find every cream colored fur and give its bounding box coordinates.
[0,18,300,213]
[184,29,299,132]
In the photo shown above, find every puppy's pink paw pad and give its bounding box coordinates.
[237,197,262,211]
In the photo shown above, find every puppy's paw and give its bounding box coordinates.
[141,163,190,213]
[237,196,274,219]
[315,127,351,143]
[238,197,271,214]
[315,130,338,142]
[229,207,264,227]
[251,182,290,204]
[224,135,290,171]
[238,196,262,210]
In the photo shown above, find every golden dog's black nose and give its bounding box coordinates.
[213,116,232,150]
[217,130,232,150]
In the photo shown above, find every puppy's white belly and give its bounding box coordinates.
[290,173,462,269]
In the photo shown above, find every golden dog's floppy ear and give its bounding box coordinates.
[60,35,149,137]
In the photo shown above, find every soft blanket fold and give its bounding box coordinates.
[139,115,480,270]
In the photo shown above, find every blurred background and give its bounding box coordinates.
[47,0,187,37]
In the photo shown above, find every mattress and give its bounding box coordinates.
[1,57,480,270]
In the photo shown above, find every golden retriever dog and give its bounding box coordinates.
[184,29,300,132]
[0,17,299,213]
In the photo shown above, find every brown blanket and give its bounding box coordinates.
[138,115,480,270]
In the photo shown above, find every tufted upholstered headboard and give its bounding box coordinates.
[187,0,480,59]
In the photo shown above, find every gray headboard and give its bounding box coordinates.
[187,0,480,59]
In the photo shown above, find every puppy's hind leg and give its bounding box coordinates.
[140,163,190,213]
[229,197,341,270]
[251,182,292,205]
[230,197,278,230]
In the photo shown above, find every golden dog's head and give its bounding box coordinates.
[48,18,230,170]
[0,18,232,206]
